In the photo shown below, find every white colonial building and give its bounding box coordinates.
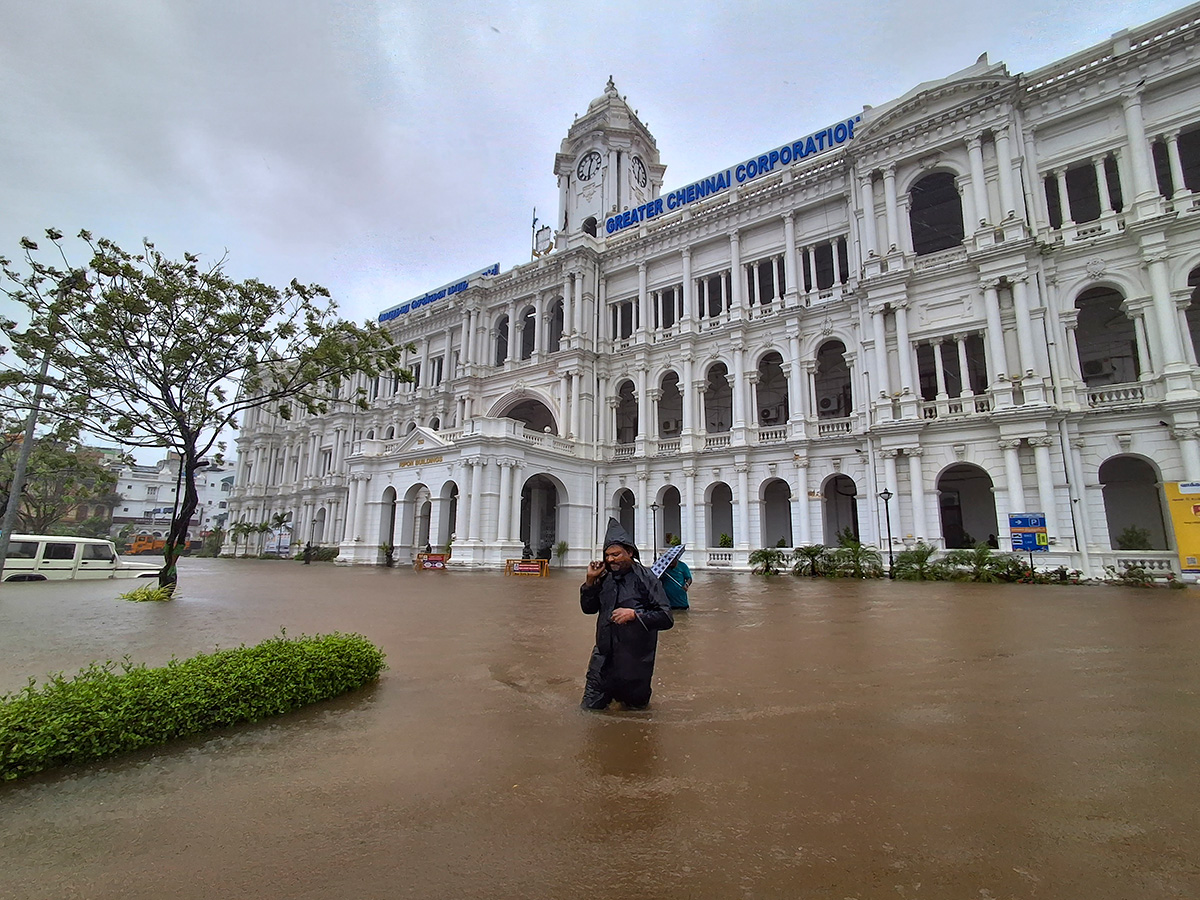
[228,3,1200,578]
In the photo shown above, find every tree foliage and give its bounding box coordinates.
[0,431,119,534]
[2,229,409,586]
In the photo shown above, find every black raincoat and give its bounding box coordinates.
[580,519,674,709]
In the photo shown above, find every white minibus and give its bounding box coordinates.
[2,535,160,583]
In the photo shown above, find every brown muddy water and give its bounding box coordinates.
[1,560,1198,900]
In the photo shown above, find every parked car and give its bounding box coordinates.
[2,534,160,582]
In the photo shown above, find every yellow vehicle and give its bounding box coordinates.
[126,534,167,555]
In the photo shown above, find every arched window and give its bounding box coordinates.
[519,306,536,360]
[755,352,789,425]
[704,364,732,433]
[615,381,638,444]
[548,299,564,354]
[909,172,964,255]
[658,372,683,436]
[814,341,851,419]
[1075,287,1138,386]
[494,315,509,366]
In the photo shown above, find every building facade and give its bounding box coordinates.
[112,457,233,546]
[228,4,1200,578]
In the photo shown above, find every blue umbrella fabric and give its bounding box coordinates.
[650,543,686,578]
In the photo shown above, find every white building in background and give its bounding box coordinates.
[112,457,233,543]
[228,4,1200,578]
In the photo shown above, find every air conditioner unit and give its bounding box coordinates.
[760,408,779,423]
[661,418,680,434]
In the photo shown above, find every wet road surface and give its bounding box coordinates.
[1,559,1198,899]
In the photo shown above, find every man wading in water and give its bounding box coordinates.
[579,518,674,710]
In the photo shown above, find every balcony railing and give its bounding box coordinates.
[816,417,852,436]
[1085,380,1161,407]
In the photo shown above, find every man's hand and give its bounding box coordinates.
[585,560,605,586]
[610,608,637,625]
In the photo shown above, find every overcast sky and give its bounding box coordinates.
[1,0,1187,330]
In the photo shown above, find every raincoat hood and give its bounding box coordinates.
[602,517,640,560]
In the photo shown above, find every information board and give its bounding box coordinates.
[1009,513,1049,552]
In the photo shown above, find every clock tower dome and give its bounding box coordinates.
[554,77,664,237]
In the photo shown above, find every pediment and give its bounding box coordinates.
[858,58,1015,141]
[392,426,450,456]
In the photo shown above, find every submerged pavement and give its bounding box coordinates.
[1,560,1198,899]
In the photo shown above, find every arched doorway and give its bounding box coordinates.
[658,485,683,547]
[909,171,965,255]
[761,478,793,547]
[708,482,734,546]
[937,464,999,549]
[439,482,459,550]
[520,475,559,559]
[312,508,326,544]
[822,474,858,543]
[704,364,732,432]
[615,381,638,444]
[658,372,683,437]
[616,489,636,543]
[1099,456,1168,549]
[379,486,397,548]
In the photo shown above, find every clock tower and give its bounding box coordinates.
[554,77,664,237]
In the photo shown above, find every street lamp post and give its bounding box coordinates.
[878,489,895,579]
[650,502,660,558]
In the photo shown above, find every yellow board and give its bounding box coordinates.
[1163,482,1200,573]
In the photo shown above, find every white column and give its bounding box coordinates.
[637,473,649,549]
[1166,132,1189,199]
[955,336,973,396]
[793,459,811,545]
[872,309,891,397]
[343,475,359,542]
[635,367,648,440]
[736,464,751,550]
[1147,251,1188,367]
[932,342,949,398]
[681,249,696,332]
[637,263,649,340]
[894,302,915,394]
[561,274,573,339]
[729,233,743,311]
[467,461,483,542]
[881,449,899,500]
[684,468,698,550]
[731,342,746,430]
[682,354,696,434]
[1030,437,1058,540]
[1000,440,1026,515]
[570,369,582,440]
[510,462,524,546]
[497,460,513,541]
[994,125,1017,220]
[782,213,799,304]
[1122,93,1158,203]
[1054,169,1073,227]
[883,165,900,252]
[859,173,878,257]
[982,280,1009,383]
[967,134,990,227]
[806,246,818,296]
[1094,156,1113,214]
[1177,429,1200,481]
[1011,277,1038,376]
[907,449,928,540]
[787,332,804,420]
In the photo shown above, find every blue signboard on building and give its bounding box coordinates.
[1009,513,1049,552]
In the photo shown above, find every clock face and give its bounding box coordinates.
[577,150,603,181]
[631,156,648,188]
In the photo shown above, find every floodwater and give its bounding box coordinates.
[1,562,1198,900]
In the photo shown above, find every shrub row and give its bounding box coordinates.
[0,632,386,782]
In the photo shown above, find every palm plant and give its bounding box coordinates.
[829,533,883,579]
[892,542,946,581]
[748,547,785,576]
[944,542,1013,583]
[791,544,827,577]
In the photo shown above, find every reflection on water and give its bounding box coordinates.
[2,559,1199,899]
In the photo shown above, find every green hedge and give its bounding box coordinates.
[0,632,385,782]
